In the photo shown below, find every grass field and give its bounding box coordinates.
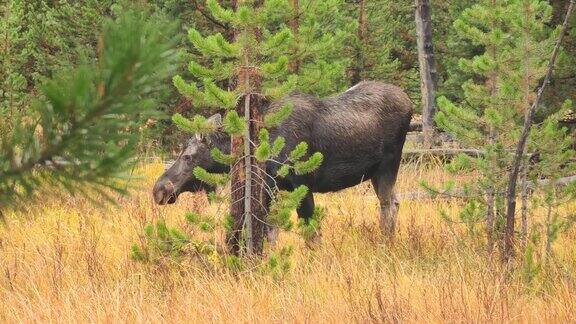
[1,162,575,323]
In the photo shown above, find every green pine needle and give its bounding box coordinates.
[210,147,235,165]
[289,142,308,161]
[173,75,205,104]
[223,111,246,135]
[271,137,286,158]
[277,164,291,178]
[193,166,230,186]
[255,141,271,162]
[264,75,298,100]
[263,28,292,54]
[294,152,323,175]
[206,0,235,24]
[262,56,289,78]
[203,79,237,109]
[172,113,218,135]
[264,102,293,127]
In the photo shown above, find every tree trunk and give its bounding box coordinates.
[486,187,495,257]
[228,0,238,41]
[415,0,438,148]
[519,1,533,252]
[544,203,553,264]
[228,106,247,255]
[503,0,575,263]
[288,0,300,73]
[351,0,366,85]
[229,68,268,255]
[520,162,529,251]
[227,0,269,255]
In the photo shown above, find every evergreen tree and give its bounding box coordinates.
[433,0,481,103]
[0,0,116,113]
[345,0,420,103]
[290,0,356,96]
[432,0,575,259]
[172,0,323,255]
[0,9,179,209]
[433,0,576,116]
[543,0,576,113]
[525,102,576,262]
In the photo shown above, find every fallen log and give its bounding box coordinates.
[529,174,576,189]
[405,130,458,145]
[402,148,484,158]
[398,174,576,201]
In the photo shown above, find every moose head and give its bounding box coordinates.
[152,114,230,204]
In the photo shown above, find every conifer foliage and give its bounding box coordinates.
[431,0,576,260]
[0,0,115,112]
[172,0,323,255]
[0,9,179,208]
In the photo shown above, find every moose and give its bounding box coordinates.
[153,81,413,237]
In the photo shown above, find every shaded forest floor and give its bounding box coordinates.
[1,162,575,323]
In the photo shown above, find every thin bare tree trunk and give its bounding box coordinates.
[248,94,269,252]
[351,0,366,85]
[243,92,254,252]
[487,188,495,256]
[544,203,553,264]
[415,0,438,148]
[226,0,242,255]
[520,161,529,250]
[503,0,575,263]
[248,0,267,255]
[229,107,247,255]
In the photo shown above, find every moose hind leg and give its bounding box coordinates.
[372,168,400,237]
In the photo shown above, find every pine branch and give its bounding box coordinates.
[0,9,178,208]
[191,0,231,30]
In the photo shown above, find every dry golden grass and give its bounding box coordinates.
[1,161,575,323]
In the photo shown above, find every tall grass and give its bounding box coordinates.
[1,162,575,323]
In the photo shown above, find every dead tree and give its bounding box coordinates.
[503,0,575,262]
[415,0,438,148]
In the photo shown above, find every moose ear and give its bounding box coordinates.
[207,113,222,128]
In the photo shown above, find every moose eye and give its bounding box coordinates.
[183,155,193,162]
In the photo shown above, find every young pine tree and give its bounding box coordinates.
[526,101,576,263]
[171,0,323,255]
[432,0,574,259]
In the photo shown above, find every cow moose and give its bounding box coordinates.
[153,81,413,237]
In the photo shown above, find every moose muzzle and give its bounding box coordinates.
[152,179,177,205]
